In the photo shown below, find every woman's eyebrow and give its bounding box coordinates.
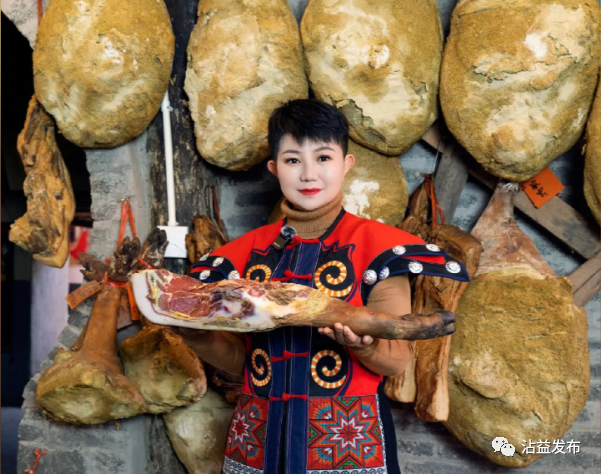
[282,149,301,154]
[314,146,334,152]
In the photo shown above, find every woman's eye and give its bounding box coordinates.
[318,155,331,162]
[285,158,299,164]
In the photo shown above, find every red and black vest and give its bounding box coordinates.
[191,210,468,474]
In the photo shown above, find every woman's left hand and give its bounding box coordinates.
[318,323,377,355]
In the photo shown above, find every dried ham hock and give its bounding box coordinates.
[584,84,601,224]
[301,0,443,155]
[120,325,207,414]
[384,184,482,421]
[412,226,482,422]
[33,0,175,148]
[117,228,208,413]
[132,269,456,340]
[9,96,75,268]
[36,238,147,424]
[440,0,601,181]
[444,183,590,467]
[184,0,308,171]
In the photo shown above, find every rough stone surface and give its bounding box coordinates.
[440,0,601,181]
[163,388,236,474]
[444,185,590,467]
[301,0,443,155]
[584,84,601,224]
[33,0,175,148]
[185,0,308,171]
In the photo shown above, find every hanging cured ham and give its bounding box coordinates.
[33,0,175,148]
[9,96,75,268]
[441,0,601,181]
[384,184,482,422]
[185,0,308,171]
[444,183,590,467]
[132,269,457,340]
[301,0,443,155]
[584,84,600,224]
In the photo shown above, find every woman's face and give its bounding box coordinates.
[267,134,355,211]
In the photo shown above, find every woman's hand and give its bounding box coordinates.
[318,323,378,356]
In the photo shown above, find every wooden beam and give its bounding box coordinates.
[469,164,601,260]
[569,253,601,306]
[433,140,469,224]
[149,0,211,273]
[421,123,446,153]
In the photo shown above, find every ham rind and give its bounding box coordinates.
[131,269,458,340]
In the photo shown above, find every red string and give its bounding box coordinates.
[25,448,47,474]
[285,236,320,249]
[272,351,309,362]
[37,0,43,26]
[423,174,446,228]
[118,200,138,243]
[102,273,128,288]
[269,393,307,402]
[272,269,312,282]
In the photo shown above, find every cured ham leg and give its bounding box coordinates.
[413,226,481,421]
[132,269,456,340]
[384,183,482,413]
[36,238,147,424]
[444,183,589,467]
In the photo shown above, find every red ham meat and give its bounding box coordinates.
[132,269,456,340]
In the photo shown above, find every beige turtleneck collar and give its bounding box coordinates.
[280,192,343,239]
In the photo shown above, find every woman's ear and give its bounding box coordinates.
[343,154,355,176]
[267,159,278,177]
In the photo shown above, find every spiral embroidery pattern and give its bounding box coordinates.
[251,348,272,387]
[245,264,272,282]
[311,350,347,389]
[314,261,352,298]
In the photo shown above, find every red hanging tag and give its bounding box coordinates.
[522,167,564,208]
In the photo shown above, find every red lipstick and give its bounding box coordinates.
[299,188,321,196]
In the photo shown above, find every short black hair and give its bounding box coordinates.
[268,99,349,158]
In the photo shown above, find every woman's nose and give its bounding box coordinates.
[300,161,318,181]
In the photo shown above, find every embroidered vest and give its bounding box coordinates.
[191,210,468,474]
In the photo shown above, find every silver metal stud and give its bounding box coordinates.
[228,270,240,280]
[446,261,461,274]
[379,266,390,280]
[362,269,377,285]
[200,253,209,261]
[213,257,224,266]
[408,261,423,274]
[199,270,211,280]
[392,245,406,255]
[426,244,441,252]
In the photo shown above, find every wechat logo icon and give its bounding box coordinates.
[492,437,515,457]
